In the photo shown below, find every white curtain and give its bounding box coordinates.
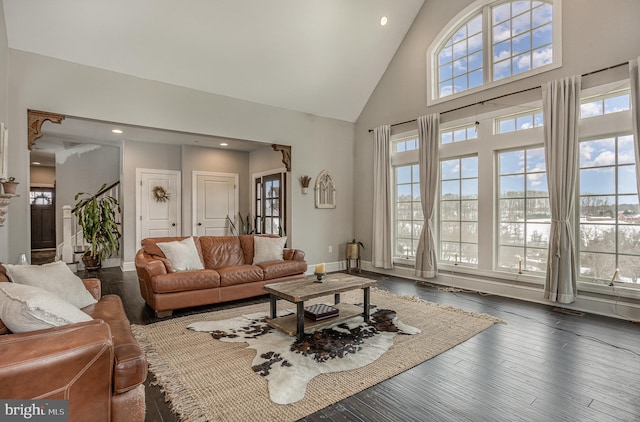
[372,125,393,268]
[630,57,640,198]
[415,114,440,278]
[542,76,581,304]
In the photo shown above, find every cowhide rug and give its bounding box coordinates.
[187,304,420,404]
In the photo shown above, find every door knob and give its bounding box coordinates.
[172,223,176,227]
[197,223,202,226]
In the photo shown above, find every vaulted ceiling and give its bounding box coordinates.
[3,0,425,123]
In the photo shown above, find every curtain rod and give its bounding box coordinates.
[368,61,629,133]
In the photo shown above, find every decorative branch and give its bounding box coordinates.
[299,175,312,188]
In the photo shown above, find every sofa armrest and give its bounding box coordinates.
[284,248,305,261]
[82,278,102,301]
[135,250,170,277]
[0,320,114,420]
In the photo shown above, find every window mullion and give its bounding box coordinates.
[482,5,492,84]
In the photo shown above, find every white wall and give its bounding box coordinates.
[6,50,355,269]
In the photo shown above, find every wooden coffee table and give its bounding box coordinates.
[264,273,377,342]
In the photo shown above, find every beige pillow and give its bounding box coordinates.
[0,282,92,333]
[253,236,287,265]
[157,237,204,272]
[5,261,97,308]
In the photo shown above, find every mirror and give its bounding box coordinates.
[314,170,336,209]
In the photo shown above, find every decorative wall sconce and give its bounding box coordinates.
[299,175,312,194]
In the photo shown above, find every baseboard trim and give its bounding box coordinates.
[362,261,640,322]
[121,261,136,272]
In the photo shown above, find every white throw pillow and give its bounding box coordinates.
[5,261,97,308]
[156,237,204,272]
[0,282,92,333]
[253,236,287,265]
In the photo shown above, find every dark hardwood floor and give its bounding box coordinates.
[85,268,640,422]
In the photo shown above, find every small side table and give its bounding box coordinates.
[346,253,361,274]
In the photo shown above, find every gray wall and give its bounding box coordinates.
[122,141,182,263]
[29,165,55,186]
[0,7,8,261]
[353,0,640,261]
[181,145,251,236]
[6,50,355,269]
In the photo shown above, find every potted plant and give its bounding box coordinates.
[1,177,19,195]
[346,238,365,259]
[73,183,121,270]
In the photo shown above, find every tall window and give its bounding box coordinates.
[440,156,479,265]
[578,135,640,284]
[430,0,559,103]
[437,14,484,98]
[394,164,422,259]
[497,147,550,272]
[492,1,553,81]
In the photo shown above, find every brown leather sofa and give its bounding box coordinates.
[135,235,307,317]
[0,268,147,422]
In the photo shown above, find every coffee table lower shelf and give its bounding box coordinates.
[266,303,363,337]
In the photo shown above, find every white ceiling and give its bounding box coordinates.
[3,0,425,123]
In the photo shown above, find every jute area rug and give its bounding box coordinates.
[132,288,503,422]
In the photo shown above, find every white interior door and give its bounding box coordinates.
[193,172,238,236]
[137,169,181,246]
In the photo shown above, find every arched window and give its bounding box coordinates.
[429,0,561,104]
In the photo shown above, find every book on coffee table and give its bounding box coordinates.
[304,303,339,321]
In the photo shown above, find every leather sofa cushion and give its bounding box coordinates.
[217,265,264,287]
[259,260,309,281]
[200,236,245,269]
[150,270,220,293]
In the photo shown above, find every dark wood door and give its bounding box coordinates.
[31,188,56,249]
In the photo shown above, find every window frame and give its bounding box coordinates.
[427,0,563,106]
[577,133,639,286]
[495,145,550,274]
[390,132,422,264]
[439,155,480,267]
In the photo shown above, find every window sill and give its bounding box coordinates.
[438,263,546,285]
[578,281,640,300]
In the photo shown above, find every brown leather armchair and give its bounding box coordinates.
[0,269,147,422]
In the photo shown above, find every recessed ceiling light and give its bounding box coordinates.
[220,142,229,147]
[32,161,41,165]
[380,16,388,26]
[112,129,123,134]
